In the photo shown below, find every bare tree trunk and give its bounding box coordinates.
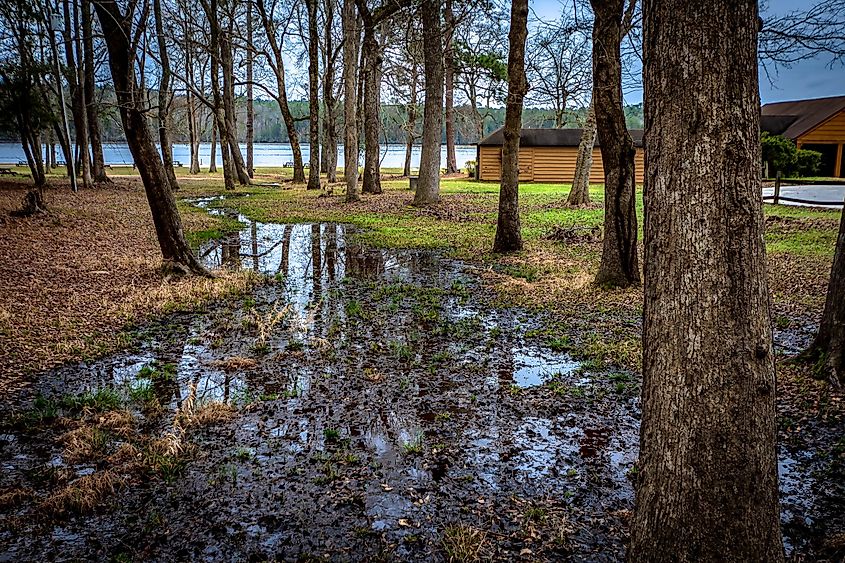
[322,0,338,182]
[403,67,418,177]
[591,0,638,288]
[443,0,457,174]
[82,0,108,183]
[220,26,250,185]
[185,29,201,175]
[306,0,321,190]
[92,0,207,275]
[360,23,383,194]
[154,0,180,191]
[568,102,595,206]
[802,207,845,385]
[630,1,783,560]
[246,0,254,179]
[493,0,527,253]
[256,0,306,183]
[342,0,360,202]
[208,114,218,172]
[66,0,93,190]
[414,0,443,206]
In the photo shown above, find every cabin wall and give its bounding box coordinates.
[797,109,845,177]
[798,110,845,143]
[479,145,645,184]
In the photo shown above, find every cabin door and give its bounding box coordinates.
[518,148,534,181]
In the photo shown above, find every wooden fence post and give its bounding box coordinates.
[774,171,781,205]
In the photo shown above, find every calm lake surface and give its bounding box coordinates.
[0,142,478,170]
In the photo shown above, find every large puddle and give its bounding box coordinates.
[0,197,841,561]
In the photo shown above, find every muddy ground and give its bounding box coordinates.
[1,202,844,561]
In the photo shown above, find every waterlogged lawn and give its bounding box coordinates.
[180,175,836,260]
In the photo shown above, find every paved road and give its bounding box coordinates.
[761,184,845,209]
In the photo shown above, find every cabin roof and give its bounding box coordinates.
[761,95,845,140]
[478,127,645,147]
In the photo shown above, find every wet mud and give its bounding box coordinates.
[1,201,843,561]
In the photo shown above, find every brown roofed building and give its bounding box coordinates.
[761,95,845,177]
[476,128,645,184]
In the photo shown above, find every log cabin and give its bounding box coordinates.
[761,95,845,178]
[475,128,645,183]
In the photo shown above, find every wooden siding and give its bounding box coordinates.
[798,109,845,143]
[479,145,645,184]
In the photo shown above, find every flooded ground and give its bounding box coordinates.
[1,200,843,561]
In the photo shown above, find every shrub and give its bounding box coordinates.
[795,149,823,177]
[761,132,796,176]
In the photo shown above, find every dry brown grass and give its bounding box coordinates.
[39,470,121,517]
[441,524,489,563]
[186,401,236,426]
[0,178,261,393]
[0,488,33,509]
[211,356,259,372]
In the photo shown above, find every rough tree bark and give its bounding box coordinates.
[306,0,321,190]
[321,0,338,182]
[82,0,109,183]
[443,0,457,174]
[403,66,418,177]
[802,208,845,386]
[209,117,218,173]
[591,0,639,288]
[246,0,254,179]
[492,0,527,253]
[256,0,306,183]
[154,0,180,191]
[184,22,201,175]
[630,1,783,560]
[342,0,360,202]
[568,102,596,206]
[65,0,94,190]
[358,14,383,194]
[220,23,250,185]
[92,0,207,276]
[414,0,443,206]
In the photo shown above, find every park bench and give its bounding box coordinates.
[16,160,27,166]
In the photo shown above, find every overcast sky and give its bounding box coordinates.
[530,0,844,105]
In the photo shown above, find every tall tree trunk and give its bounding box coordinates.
[414,0,443,206]
[66,0,94,190]
[591,0,639,288]
[322,0,338,182]
[403,68,418,177]
[82,0,108,183]
[630,1,783,560]
[209,117,218,173]
[342,0,360,202]
[360,23,382,194]
[568,102,596,206]
[185,20,200,175]
[255,0,306,183]
[306,0,321,190]
[154,0,180,191]
[802,207,845,385]
[92,0,207,276]
[220,26,250,185]
[443,0,457,174]
[246,0,254,179]
[492,0,527,253]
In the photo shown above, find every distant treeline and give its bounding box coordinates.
[3,86,644,145]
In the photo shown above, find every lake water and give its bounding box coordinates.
[0,142,478,170]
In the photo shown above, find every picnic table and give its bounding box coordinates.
[0,167,17,176]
